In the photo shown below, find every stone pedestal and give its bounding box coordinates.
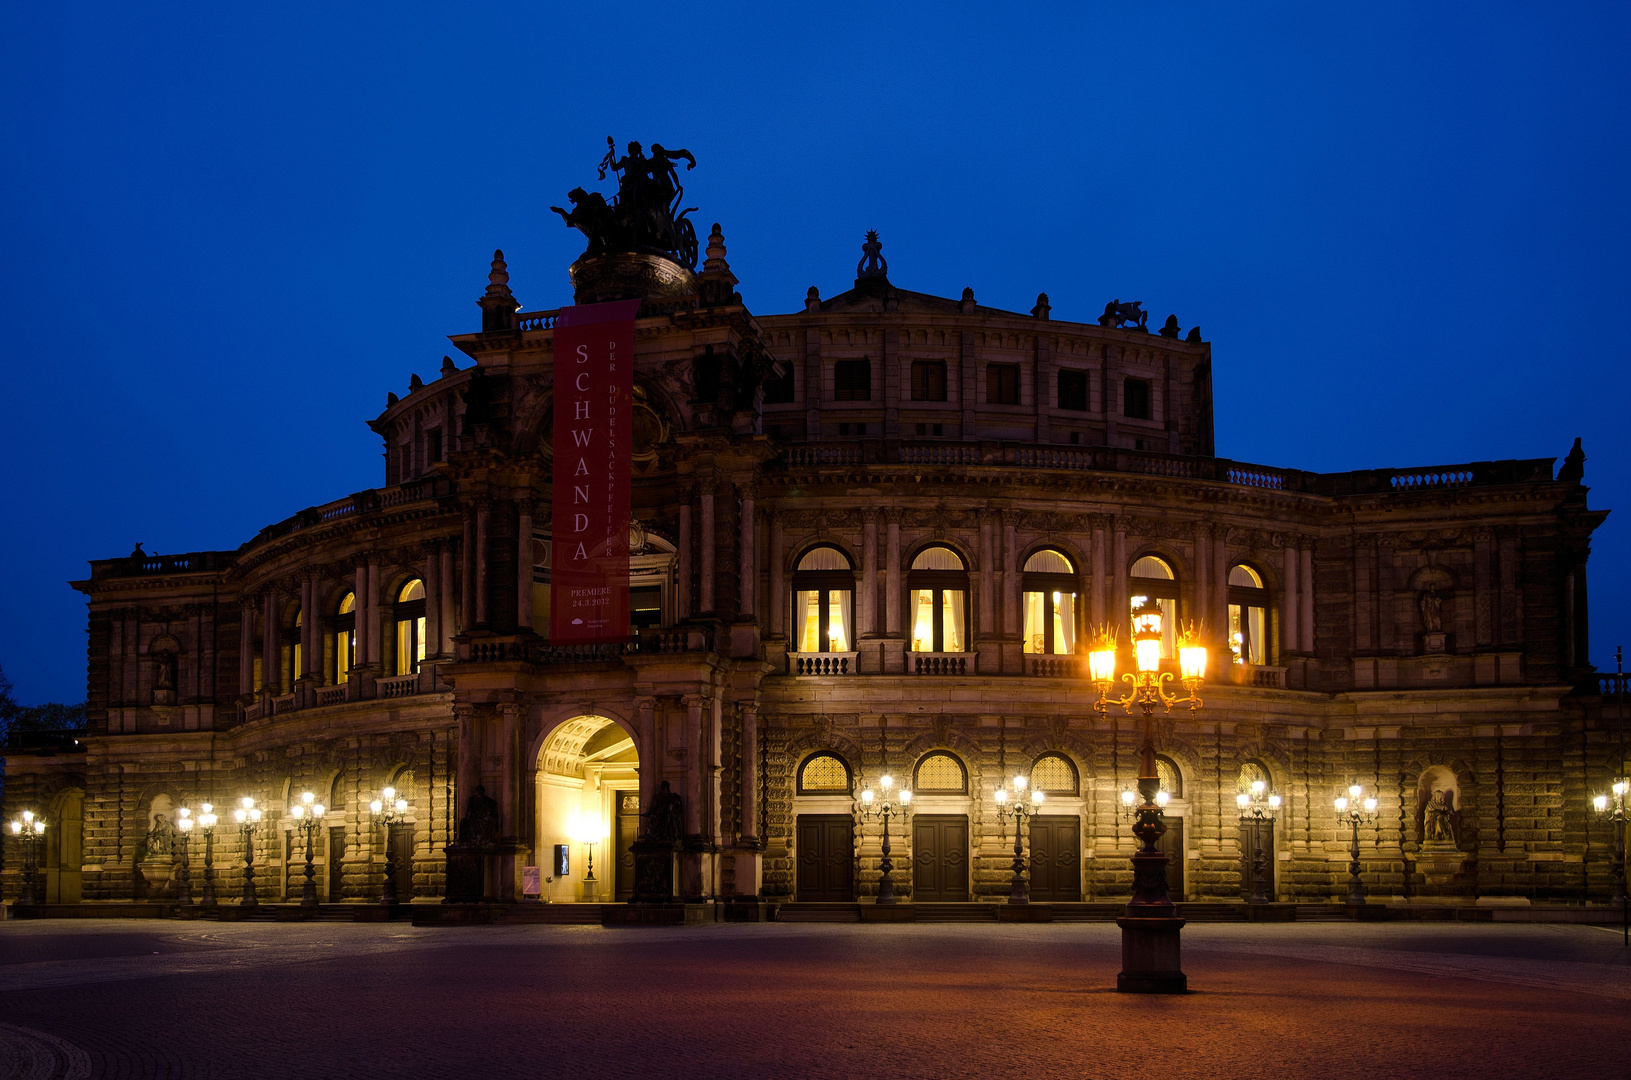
[1116,915,1188,993]
[1417,841,1465,885]
[138,856,175,900]
[630,840,679,904]
[442,843,514,903]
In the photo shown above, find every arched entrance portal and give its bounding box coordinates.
[46,786,84,903]
[536,716,639,902]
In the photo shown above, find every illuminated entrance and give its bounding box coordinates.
[535,715,639,902]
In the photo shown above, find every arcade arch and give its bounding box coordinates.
[535,715,640,902]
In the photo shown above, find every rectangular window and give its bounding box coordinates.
[911,360,947,401]
[1058,370,1088,411]
[914,423,944,436]
[838,422,867,437]
[1123,377,1151,420]
[987,363,1020,405]
[426,428,443,464]
[834,359,871,401]
[763,362,795,404]
[630,586,663,632]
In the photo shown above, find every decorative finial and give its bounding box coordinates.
[387,391,399,406]
[703,223,728,273]
[1558,437,1586,483]
[1031,293,1051,320]
[486,250,511,295]
[805,285,821,313]
[1186,326,1202,343]
[856,230,888,280]
[960,287,976,314]
[409,373,424,391]
[1159,314,1180,338]
[441,356,458,376]
[478,249,520,332]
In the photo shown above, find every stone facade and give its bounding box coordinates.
[3,229,1622,908]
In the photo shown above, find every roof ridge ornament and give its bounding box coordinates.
[856,229,888,281]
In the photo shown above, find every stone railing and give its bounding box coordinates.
[913,652,973,675]
[791,652,857,675]
[1027,656,1082,678]
[1228,663,1287,689]
[377,674,419,698]
[242,700,266,722]
[899,445,982,466]
[515,312,558,332]
[316,685,348,707]
[270,693,297,715]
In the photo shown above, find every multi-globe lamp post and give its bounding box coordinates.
[289,791,326,908]
[195,803,219,909]
[175,806,195,906]
[1334,784,1378,910]
[858,773,913,904]
[232,796,264,908]
[7,810,47,905]
[368,787,411,906]
[994,774,1044,904]
[1088,596,1206,993]
[1592,778,1628,945]
[1236,780,1281,904]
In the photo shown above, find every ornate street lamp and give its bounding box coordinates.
[1089,599,1206,994]
[1592,778,1628,945]
[994,774,1044,904]
[289,791,326,908]
[1236,779,1281,904]
[175,806,195,907]
[1334,784,1379,910]
[858,773,913,905]
[232,796,264,908]
[196,804,219,909]
[7,811,47,905]
[367,787,412,906]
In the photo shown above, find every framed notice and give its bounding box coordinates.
[553,844,571,877]
[522,865,541,897]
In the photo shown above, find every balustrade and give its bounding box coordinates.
[912,652,972,675]
[791,652,856,675]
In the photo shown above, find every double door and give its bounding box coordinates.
[1027,815,1081,902]
[796,815,855,902]
[912,815,969,902]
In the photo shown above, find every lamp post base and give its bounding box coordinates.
[1115,915,1188,994]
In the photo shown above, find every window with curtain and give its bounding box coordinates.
[793,547,854,653]
[1227,564,1270,665]
[395,579,427,675]
[1129,555,1180,659]
[1022,549,1078,654]
[331,592,356,685]
[909,546,967,653]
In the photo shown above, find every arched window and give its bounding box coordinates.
[1129,555,1180,659]
[909,547,968,653]
[289,609,303,692]
[332,592,356,685]
[1030,752,1079,795]
[1022,549,1077,655]
[793,546,854,653]
[1238,760,1272,794]
[797,752,852,794]
[395,579,426,676]
[1228,564,1271,666]
[914,751,967,793]
[1156,756,1183,798]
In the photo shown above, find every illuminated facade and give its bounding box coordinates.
[2,224,1622,912]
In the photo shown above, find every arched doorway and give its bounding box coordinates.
[46,786,84,903]
[536,716,639,902]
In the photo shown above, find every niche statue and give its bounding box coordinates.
[642,780,684,846]
[145,813,176,857]
[457,785,502,847]
[1423,789,1455,844]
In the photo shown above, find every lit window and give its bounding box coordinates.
[915,751,967,793]
[909,547,966,653]
[1156,756,1182,798]
[332,591,355,685]
[1022,549,1077,655]
[1129,555,1179,659]
[1227,564,1270,665]
[793,547,853,653]
[1030,753,1078,795]
[798,753,851,793]
[395,579,427,675]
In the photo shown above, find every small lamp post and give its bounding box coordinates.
[574,814,604,902]
[994,775,1045,904]
[367,786,412,906]
[7,811,47,905]
[232,797,263,908]
[1089,603,1205,993]
[196,804,219,909]
[858,774,913,904]
[1592,778,1628,945]
[1236,781,1282,904]
[1334,784,1379,910]
[289,791,326,908]
[175,806,194,907]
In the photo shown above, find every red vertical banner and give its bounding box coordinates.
[550,299,640,644]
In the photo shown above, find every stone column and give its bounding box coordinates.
[885,511,901,635]
[439,542,456,653]
[424,543,441,655]
[769,512,785,638]
[738,487,755,619]
[475,502,490,628]
[700,486,716,613]
[1090,517,1108,627]
[861,511,878,636]
[678,503,693,619]
[1299,544,1315,653]
[301,574,319,680]
[1211,524,1229,646]
[1193,527,1209,639]
[366,557,382,666]
[238,598,255,697]
[499,702,519,834]
[461,513,475,635]
[978,513,995,634]
[739,704,760,843]
[354,563,369,669]
[1282,543,1300,655]
[516,503,533,631]
[262,589,281,694]
[683,695,704,836]
[636,697,658,810]
[1112,519,1129,632]
[455,704,478,831]
[1002,516,1019,640]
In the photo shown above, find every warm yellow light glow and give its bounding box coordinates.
[1032,789,1044,805]
[1363,798,1377,814]
[178,807,191,819]
[178,816,193,832]
[370,800,383,814]
[1267,794,1282,811]
[1250,779,1265,796]
[250,808,262,823]
[383,786,396,801]
[1155,790,1169,807]
[1013,775,1027,792]
[241,796,254,810]
[1349,784,1363,799]
[880,774,893,790]
[861,789,875,805]
[32,820,43,835]
[1179,640,1207,682]
[1121,789,1136,807]
[1616,780,1629,798]
[995,788,1008,805]
[1335,796,1349,813]
[199,811,217,828]
[201,803,213,814]
[900,790,912,805]
[8,821,19,835]
[233,809,246,824]
[394,799,408,813]
[1236,792,1250,810]
[1595,794,1610,812]
[301,792,315,805]
[22,811,34,824]
[1134,637,1161,673]
[291,805,304,819]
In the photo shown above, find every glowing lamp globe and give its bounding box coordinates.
[290,805,304,820]
[1121,789,1136,808]
[383,787,396,801]
[1013,775,1028,792]
[861,789,875,806]
[1155,790,1169,807]
[1268,794,1282,811]
[1088,633,1118,685]
[1250,779,1266,797]
[8,821,19,835]
[33,820,44,835]
[1177,629,1208,682]
[1130,597,1163,673]
[900,790,912,805]
[394,799,408,814]
[1615,780,1629,798]
[233,809,246,825]
[1596,794,1610,812]
[370,800,384,814]
[178,815,193,833]
[880,774,893,791]
[1032,789,1044,805]
[1335,796,1349,813]
[1236,792,1250,811]
[1363,798,1378,814]
[994,788,1008,805]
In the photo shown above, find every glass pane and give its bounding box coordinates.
[800,754,849,792]
[334,632,349,685]
[338,592,355,615]
[292,642,302,683]
[1228,564,1262,588]
[797,590,821,652]
[826,590,850,652]
[1129,596,1178,658]
[415,617,427,664]
[942,590,965,652]
[1130,556,1173,580]
[1248,606,1266,664]
[910,589,935,652]
[1023,591,1044,654]
[911,546,964,571]
[399,579,425,602]
[396,620,412,675]
[1024,549,1074,574]
[916,753,966,792]
[1053,592,1076,654]
[1229,603,1245,664]
[797,546,851,571]
[1156,757,1181,797]
[1030,754,1076,793]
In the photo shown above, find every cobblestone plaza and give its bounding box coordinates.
[1,921,1627,1078]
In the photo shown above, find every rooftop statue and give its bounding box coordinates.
[552,137,700,269]
[1100,299,1149,331]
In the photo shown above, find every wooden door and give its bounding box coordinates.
[795,815,854,901]
[46,789,83,903]
[911,815,969,902]
[615,792,640,902]
[1157,817,1185,899]
[1027,815,1081,902]
[389,823,414,899]
[327,827,346,900]
[1239,820,1274,899]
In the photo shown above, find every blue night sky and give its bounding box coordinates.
[1,3,1626,704]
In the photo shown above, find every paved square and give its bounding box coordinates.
[1,918,1628,1078]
